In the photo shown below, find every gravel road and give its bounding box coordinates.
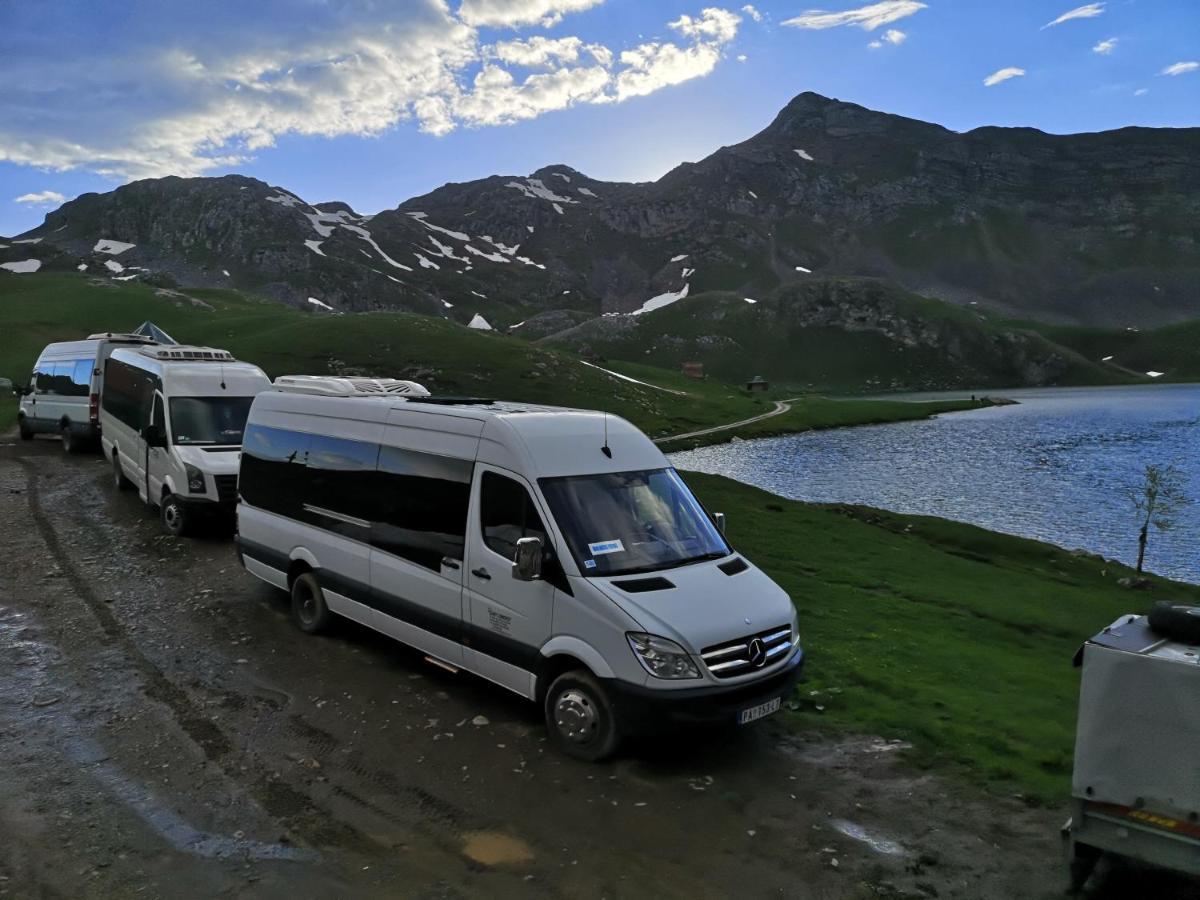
[1,433,1191,899]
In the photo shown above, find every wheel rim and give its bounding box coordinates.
[554,688,599,744]
[296,583,317,625]
[163,500,182,532]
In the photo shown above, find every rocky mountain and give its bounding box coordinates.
[3,91,1196,385]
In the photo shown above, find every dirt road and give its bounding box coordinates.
[0,435,1191,899]
[655,401,793,446]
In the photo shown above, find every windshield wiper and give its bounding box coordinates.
[605,551,729,577]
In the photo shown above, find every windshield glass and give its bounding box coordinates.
[539,468,730,577]
[168,396,255,446]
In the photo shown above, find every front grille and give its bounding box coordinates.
[214,474,238,503]
[701,625,793,680]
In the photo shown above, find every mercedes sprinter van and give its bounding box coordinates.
[17,333,159,452]
[236,376,804,760]
[101,345,271,535]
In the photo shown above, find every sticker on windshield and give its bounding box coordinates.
[588,539,625,556]
[584,559,597,569]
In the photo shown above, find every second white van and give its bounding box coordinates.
[236,376,804,760]
[100,345,272,535]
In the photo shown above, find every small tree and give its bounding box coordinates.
[1128,463,1190,574]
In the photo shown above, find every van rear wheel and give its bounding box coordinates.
[61,424,81,454]
[291,572,332,634]
[18,418,33,441]
[544,670,620,762]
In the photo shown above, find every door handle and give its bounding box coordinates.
[441,557,461,570]
[471,567,491,581]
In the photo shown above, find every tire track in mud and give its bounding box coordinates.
[13,457,495,868]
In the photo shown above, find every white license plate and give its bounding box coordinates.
[738,697,781,725]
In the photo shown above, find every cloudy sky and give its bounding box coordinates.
[1,0,1197,234]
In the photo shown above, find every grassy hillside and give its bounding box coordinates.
[1,273,989,441]
[543,280,1131,393]
[1010,319,1200,383]
[687,473,1200,802]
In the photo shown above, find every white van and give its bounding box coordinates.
[236,377,804,760]
[16,333,158,452]
[100,345,272,536]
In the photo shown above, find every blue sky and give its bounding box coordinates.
[2,0,1197,235]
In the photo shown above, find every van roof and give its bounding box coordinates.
[135,345,237,363]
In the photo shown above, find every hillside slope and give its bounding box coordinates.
[7,92,1198,331]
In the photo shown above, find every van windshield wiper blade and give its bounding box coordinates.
[606,551,728,576]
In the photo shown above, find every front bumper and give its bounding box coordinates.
[176,495,236,517]
[604,645,805,734]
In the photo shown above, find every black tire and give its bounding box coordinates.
[1148,602,1200,644]
[61,424,81,454]
[543,669,620,762]
[291,572,333,634]
[160,493,192,537]
[18,417,33,441]
[112,454,133,491]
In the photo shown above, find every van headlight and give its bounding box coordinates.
[627,633,701,680]
[185,464,206,494]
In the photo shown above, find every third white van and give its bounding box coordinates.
[236,377,804,760]
[101,345,272,535]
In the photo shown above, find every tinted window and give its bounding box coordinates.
[374,446,473,571]
[71,360,93,395]
[239,424,311,518]
[102,358,155,427]
[480,471,547,561]
[305,435,379,531]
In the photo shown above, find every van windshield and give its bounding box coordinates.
[169,396,255,446]
[539,468,730,577]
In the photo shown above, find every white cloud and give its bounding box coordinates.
[868,39,883,49]
[882,28,906,44]
[783,1,926,31]
[458,0,604,28]
[14,190,67,206]
[741,4,763,22]
[983,66,1025,87]
[1042,3,1104,29]
[1161,61,1199,76]
[670,8,742,44]
[1092,37,1117,55]
[1134,88,1149,96]
[737,53,748,62]
[615,41,724,101]
[0,1,741,181]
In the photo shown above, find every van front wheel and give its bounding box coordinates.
[291,572,332,634]
[160,493,192,537]
[544,670,620,762]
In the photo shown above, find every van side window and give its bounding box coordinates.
[103,358,155,428]
[240,424,311,519]
[375,446,473,571]
[480,472,547,561]
[305,435,379,524]
[70,360,92,396]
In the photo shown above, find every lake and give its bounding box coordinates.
[671,384,1200,584]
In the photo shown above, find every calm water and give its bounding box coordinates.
[672,385,1200,583]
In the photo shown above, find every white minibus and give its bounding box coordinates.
[16,333,158,452]
[101,345,271,535]
[236,376,804,760]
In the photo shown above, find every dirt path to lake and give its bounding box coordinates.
[0,433,1189,899]
[655,400,795,445]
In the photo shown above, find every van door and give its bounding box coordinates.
[463,466,557,695]
[145,392,168,504]
[368,442,474,666]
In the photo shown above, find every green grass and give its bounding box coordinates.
[686,473,1200,803]
[1006,318,1200,383]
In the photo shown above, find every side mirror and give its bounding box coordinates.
[512,536,544,582]
[712,512,726,534]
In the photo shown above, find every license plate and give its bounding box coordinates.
[738,697,781,725]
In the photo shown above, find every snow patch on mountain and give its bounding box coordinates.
[468,314,492,330]
[579,360,688,395]
[305,239,326,256]
[632,283,689,316]
[577,187,597,198]
[670,254,688,262]
[338,222,413,271]
[13,237,41,244]
[682,267,695,278]
[794,149,814,161]
[1,259,41,273]
[308,297,334,311]
[104,260,125,273]
[407,212,470,242]
[506,178,575,205]
[415,253,440,270]
[266,193,304,208]
[795,265,812,273]
[465,244,509,264]
[93,239,135,255]
[551,172,571,182]
[428,236,470,264]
